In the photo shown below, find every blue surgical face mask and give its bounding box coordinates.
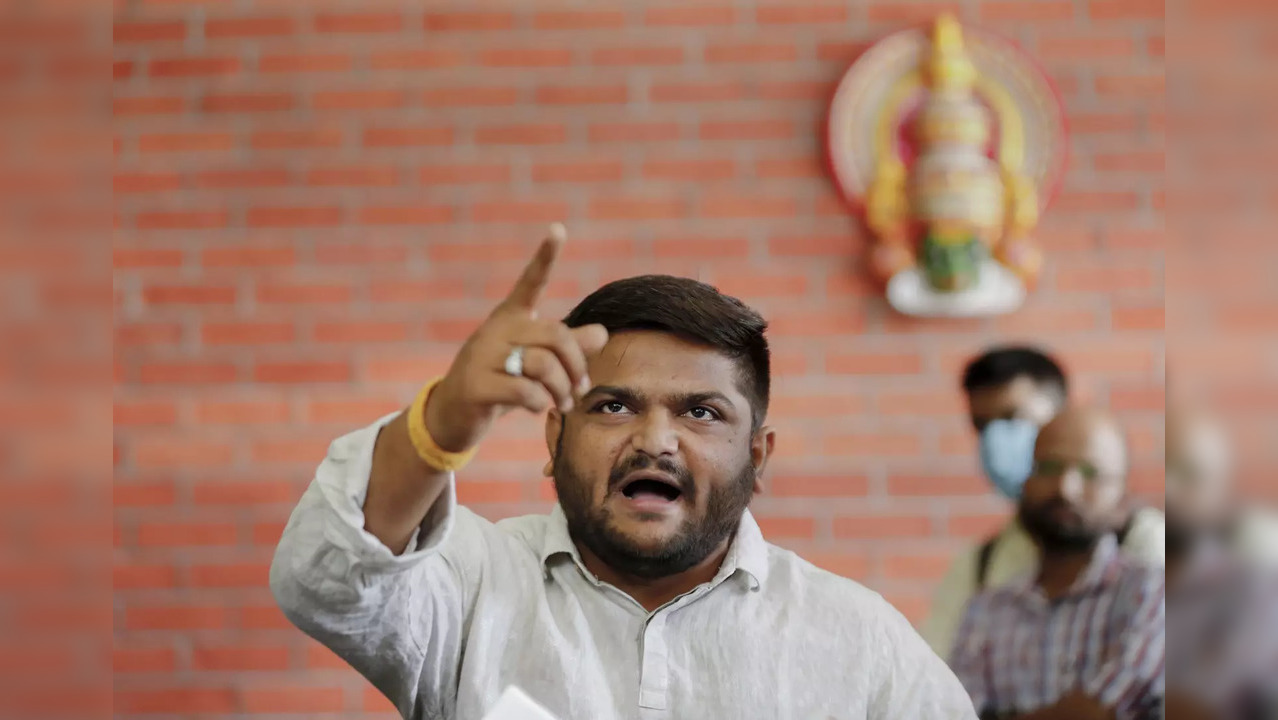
[979,418,1040,500]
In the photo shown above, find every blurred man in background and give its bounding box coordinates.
[950,407,1165,720]
[1164,402,1278,719]
[922,346,1165,657]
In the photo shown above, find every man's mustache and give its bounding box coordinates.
[607,454,694,495]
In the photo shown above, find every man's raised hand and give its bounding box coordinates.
[423,224,609,454]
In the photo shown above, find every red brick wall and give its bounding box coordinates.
[113,0,1164,715]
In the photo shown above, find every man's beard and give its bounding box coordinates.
[552,450,755,580]
[1017,499,1101,554]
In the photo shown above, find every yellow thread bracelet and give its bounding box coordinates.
[407,377,478,472]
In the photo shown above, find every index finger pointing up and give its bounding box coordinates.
[503,223,566,311]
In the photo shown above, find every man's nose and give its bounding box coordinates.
[1057,468,1086,502]
[631,410,679,457]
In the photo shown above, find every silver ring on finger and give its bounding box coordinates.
[503,346,525,377]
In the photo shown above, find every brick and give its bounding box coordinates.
[201,93,293,113]
[114,401,178,426]
[239,604,292,629]
[533,160,624,183]
[247,206,342,227]
[995,307,1099,334]
[305,165,399,187]
[771,475,869,497]
[148,56,240,78]
[757,4,848,23]
[369,278,469,303]
[652,236,748,259]
[359,205,455,225]
[758,80,831,101]
[114,95,186,115]
[254,362,352,384]
[251,128,343,149]
[699,119,794,141]
[252,437,338,465]
[114,60,134,80]
[700,194,798,219]
[817,40,874,63]
[202,245,295,268]
[314,90,405,111]
[1038,36,1136,60]
[1095,74,1165,97]
[260,53,353,74]
[875,390,966,416]
[888,474,988,497]
[533,10,625,29]
[588,196,685,221]
[535,84,628,105]
[193,645,289,671]
[651,81,747,103]
[476,124,566,145]
[114,564,176,589]
[305,643,348,669]
[136,523,237,547]
[205,16,295,38]
[1094,151,1164,173]
[314,322,411,344]
[705,42,798,64]
[882,551,953,580]
[1053,191,1141,213]
[802,552,870,579]
[114,173,182,193]
[824,433,921,456]
[428,318,484,343]
[257,282,352,304]
[143,283,235,306]
[135,210,228,230]
[116,324,183,347]
[769,233,861,258]
[138,132,233,153]
[834,514,933,539]
[315,13,403,34]
[244,687,347,714]
[114,21,186,43]
[1061,345,1153,374]
[589,122,681,142]
[456,481,526,504]
[593,46,684,66]
[828,353,923,375]
[194,168,291,189]
[316,242,410,265]
[642,157,735,181]
[190,563,271,588]
[755,516,816,539]
[770,310,867,337]
[364,126,454,147]
[979,1,1075,22]
[306,397,403,424]
[113,647,177,673]
[426,11,517,31]
[1109,386,1164,411]
[755,156,823,179]
[1148,36,1164,57]
[645,6,735,26]
[1055,264,1155,293]
[424,86,520,107]
[948,513,1009,539]
[198,399,291,424]
[1112,305,1164,330]
[1069,112,1141,135]
[134,439,234,469]
[481,48,574,68]
[139,362,237,385]
[252,522,286,546]
[473,200,569,223]
[370,49,463,70]
[116,688,235,714]
[1089,0,1163,19]
[868,2,962,23]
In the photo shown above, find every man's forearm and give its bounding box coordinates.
[363,410,452,555]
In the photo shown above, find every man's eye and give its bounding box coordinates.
[686,407,719,421]
[598,401,628,414]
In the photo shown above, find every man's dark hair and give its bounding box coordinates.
[961,345,1067,399]
[563,275,770,431]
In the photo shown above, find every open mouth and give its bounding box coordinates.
[620,475,682,502]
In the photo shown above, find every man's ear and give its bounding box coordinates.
[542,410,562,477]
[750,426,776,495]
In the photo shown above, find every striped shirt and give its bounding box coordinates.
[949,534,1166,720]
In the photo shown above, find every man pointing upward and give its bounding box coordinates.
[271,226,976,719]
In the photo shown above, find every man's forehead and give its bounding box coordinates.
[588,331,746,394]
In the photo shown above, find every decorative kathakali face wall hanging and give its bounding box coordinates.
[827,14,1068,317]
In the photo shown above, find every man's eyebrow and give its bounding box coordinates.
[670,391,734,408]
[584,385,643,402]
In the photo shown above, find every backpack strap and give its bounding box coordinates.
[975,536,997,590]
[1116,510,1137,546]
